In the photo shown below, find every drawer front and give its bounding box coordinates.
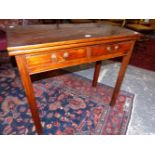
[26,41,133,74]
[91,41,133,57]
[26,47,87,67]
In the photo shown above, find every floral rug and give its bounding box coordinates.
[0,64,134,135]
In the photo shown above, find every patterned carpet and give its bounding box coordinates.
[0,64,134,135]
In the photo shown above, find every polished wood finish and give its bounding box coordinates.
[25,41,132,75]
[15,55,43,134]
[110,42,135,106]
[7,23,141,134]
[91,41,133,56]
[92,61,102,87]
[126,23,155,32]
[7,23,140,53]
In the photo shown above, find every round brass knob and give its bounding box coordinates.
[106,46,112,51]
[114,45,119,50]
[51,53,57,60]
[63,52,69,58]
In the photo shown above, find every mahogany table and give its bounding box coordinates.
[7,23,141,134]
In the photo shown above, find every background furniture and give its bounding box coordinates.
[0,29,6,51]
[0,20,23,64]
[0,29,7,65]
[0,19,41,65]
[125,19,155,52]
[102,19,126,27]
[125,19,155,33]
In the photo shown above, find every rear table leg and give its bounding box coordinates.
[92,61,102,87]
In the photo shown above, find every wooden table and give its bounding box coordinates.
[7,23,141,134]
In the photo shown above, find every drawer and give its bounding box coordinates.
[26,47,87,67]
[25,41,133,74]
[91,41,133,57]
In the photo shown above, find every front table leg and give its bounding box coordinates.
[15,55,43,134]
[110,43,135,106]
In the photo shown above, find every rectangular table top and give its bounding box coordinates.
[7,22,141,55]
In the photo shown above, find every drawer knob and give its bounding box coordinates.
[51,53,57,60]
[114,45,119,50]
[106,46,112,51]
[63,52,69,58]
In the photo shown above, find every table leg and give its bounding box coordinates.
[110,42,135,106]
[15,55,43,134]
[92,61,102,87]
